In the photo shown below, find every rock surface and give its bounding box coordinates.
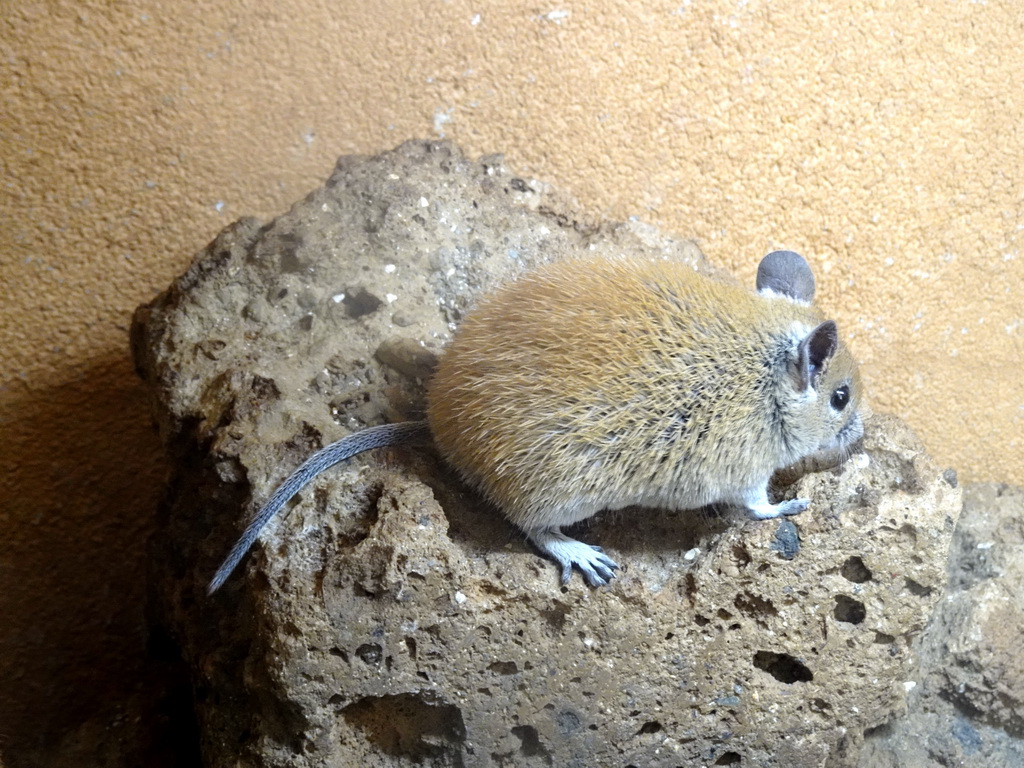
[132,140,962,767]
[858,483,1024,767]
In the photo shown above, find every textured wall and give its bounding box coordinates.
[2,0,1022,759]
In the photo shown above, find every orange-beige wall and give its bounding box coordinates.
[1,0,1021,753]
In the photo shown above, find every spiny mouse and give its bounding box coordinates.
[209,250,863,593]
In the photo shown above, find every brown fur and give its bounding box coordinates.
[427,254,862,530]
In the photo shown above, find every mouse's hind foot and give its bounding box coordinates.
[525,527,619,587]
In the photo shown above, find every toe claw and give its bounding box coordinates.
[560,563,573,585]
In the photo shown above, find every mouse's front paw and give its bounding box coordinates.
[748,498,810,520]
[778,498,810,516]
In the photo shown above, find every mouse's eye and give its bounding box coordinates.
[830,384,851,411]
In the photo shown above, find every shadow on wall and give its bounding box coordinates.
[0,355,189,765]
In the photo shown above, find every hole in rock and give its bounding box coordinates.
[734,591,778,618]
[355,643,382,665]
[684,573,698,601]
[840,555,872,583]
[905,578,933,597]
[511,725,550,759]
[864,722,895,739]
[731,544,751,567]
[541,606,569,632]
[809,697,832,713]
[488,661,519,676]
[833,595,867,624]
[343,287,383,318]
[714,751,742,765]
[753,651,813,683]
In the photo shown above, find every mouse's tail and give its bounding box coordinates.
[207,420,431,594]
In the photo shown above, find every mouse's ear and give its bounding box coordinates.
[757,250,816,302]
[794,321,838,391]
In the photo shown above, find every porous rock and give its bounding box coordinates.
[857,483,1024,767]
[132,140,961,767]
